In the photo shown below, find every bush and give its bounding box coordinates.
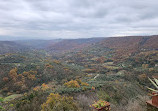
[81,82,89,86]
[64,79,89,88]
[41,93,78,111]
[64,80,80,88]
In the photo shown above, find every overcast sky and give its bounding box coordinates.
[0,0,158,40]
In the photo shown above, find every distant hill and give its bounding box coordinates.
[59,35,158,63]
[47,38,105,53]
[0,36,158,55]
[98,35,158,58]
[99,35,158,50]
[0,41,28,54]
[0,38,104,54]
[15,39,62,49]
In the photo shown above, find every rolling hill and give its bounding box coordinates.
[0,35,158,111]
[0,41,28,54]
[47,38,105,53]
[98,35,158,59]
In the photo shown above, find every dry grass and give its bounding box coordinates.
[76,94,97,111]
[111,95,150,111]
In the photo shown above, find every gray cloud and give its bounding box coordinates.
[0,0,158,40]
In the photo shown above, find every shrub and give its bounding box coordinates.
[41,83,49,91]
[64,79,89,88]
[64,80,80,88]
[81,82,89,86]
[41,93,78,111]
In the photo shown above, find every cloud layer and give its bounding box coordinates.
[0,0,158,39]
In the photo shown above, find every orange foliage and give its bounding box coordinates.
[9,68,18,81]
[22,70,36,80]
[3,77,9,82]
[81,82,89,86]
[64,79,89,88]
[64,80,80,88]
[41,93,78,111]
[41,83,49,91]
[92,86,95,90]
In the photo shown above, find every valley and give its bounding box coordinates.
[0,35,158,111]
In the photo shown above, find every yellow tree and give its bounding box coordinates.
[41,93,78,111]
[9,68,18,81]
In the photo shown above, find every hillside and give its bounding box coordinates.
[0,38,104,55]
[92,35,158,60]
[47,38,105,53]
[14,38,104,53]
[0,36,158,111]
[58,36,158,63]
[0,41,28,54]
[2,36,157,56]
[15,39,62,49]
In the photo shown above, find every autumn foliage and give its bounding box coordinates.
[9,68,18,81]
[64,79,89,88]
[2,68,38,93]
[41,93,78,111]
[64,80,80,88]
